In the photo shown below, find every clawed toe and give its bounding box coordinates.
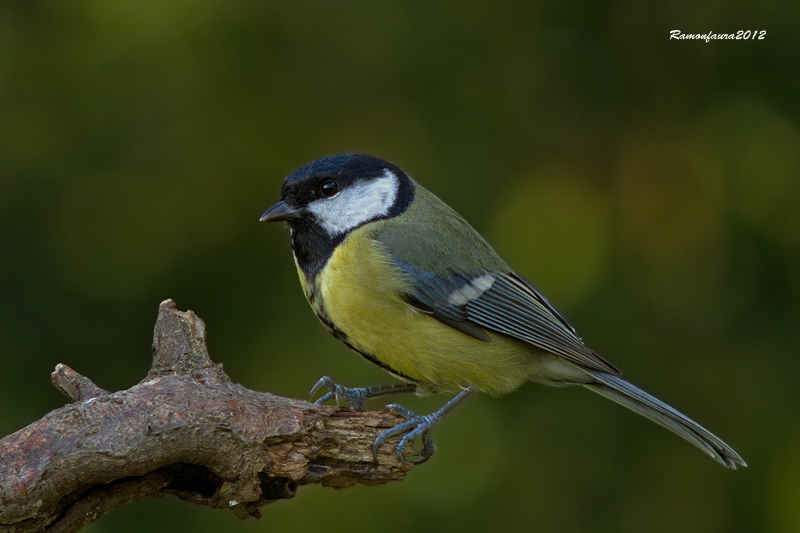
[373,405,437,465]
[371,387,474,465]
[309,376,368,410]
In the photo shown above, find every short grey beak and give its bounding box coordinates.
[260,201,300,222]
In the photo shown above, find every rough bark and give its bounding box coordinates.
[0,300,412,532]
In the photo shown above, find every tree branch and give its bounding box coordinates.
[0,300,412,532]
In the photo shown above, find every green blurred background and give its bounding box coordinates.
[2,1,799,532]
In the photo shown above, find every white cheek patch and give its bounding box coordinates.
[308,170,399,237]
[448,273,496,306]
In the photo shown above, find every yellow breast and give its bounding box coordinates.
[296,224,539,395]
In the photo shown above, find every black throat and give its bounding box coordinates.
[289,217,345,280]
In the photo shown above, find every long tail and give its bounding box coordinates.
[583,371,746,469]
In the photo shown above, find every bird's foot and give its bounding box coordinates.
[310,377,418,411]
[310,376,371,410]
[373,404,437,465]
[372,386,475,465]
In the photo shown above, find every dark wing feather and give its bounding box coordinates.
[467,273,619,374]
[395,259,619,375]
[402,292,492,341]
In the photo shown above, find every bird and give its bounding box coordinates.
[260,153,745,469]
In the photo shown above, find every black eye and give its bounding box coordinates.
[319,179,339,197]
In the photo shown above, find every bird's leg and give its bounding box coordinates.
[373,386,475,465]
[310,376,418,411]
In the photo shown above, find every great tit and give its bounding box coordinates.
[260,153,745,469]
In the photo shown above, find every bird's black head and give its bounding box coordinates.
[261,154,415,277]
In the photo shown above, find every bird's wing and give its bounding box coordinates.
[393,258,620,375]
[369,189,619,375]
